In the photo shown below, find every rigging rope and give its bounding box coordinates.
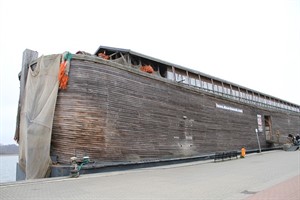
[58,52,73,89]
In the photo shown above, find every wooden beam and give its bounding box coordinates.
[172,66,176,81]
[186,71,190,85]
[198,74,203,89]
[14,49,38,142]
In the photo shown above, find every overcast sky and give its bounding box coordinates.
[0,0,299,145]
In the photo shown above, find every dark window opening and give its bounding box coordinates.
[264,115,272,142]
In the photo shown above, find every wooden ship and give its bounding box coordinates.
[15,46,300,179]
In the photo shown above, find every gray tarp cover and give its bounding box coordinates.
[19,54,61,179]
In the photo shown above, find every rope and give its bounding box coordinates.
[140,65,154,74]
[98,51,110,60]
[58,52,73,89]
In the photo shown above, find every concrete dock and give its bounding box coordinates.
[0,150,299,200]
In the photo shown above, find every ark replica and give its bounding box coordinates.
[15,46,300,180]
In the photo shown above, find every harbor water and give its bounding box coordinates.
[0,155,18,183]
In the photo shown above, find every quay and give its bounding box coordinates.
[0,150,299,200]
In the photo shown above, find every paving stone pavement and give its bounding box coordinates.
[0,150,299,200]
[245,174,300,200]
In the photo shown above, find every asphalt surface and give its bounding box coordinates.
[0,150,299,200]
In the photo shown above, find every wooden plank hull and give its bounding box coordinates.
[50,57,300,164]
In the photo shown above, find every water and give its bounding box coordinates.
[0,155,18,183]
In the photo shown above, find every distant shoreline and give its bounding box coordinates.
[0,144,19,155]
[0,154,18,156]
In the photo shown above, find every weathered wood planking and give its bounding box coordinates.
[51,58,300,164]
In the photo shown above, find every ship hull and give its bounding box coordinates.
[50,56,300,164]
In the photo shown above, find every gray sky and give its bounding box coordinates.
[0,0,299,145]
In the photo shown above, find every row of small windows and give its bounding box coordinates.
[101,50,299,113]
[167,68,300,113]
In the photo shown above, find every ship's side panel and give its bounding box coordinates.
[51,59,300,164]
[51,61,109,163]
[265,111,300,142]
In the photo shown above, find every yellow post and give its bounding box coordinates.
[241,147,246,158]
